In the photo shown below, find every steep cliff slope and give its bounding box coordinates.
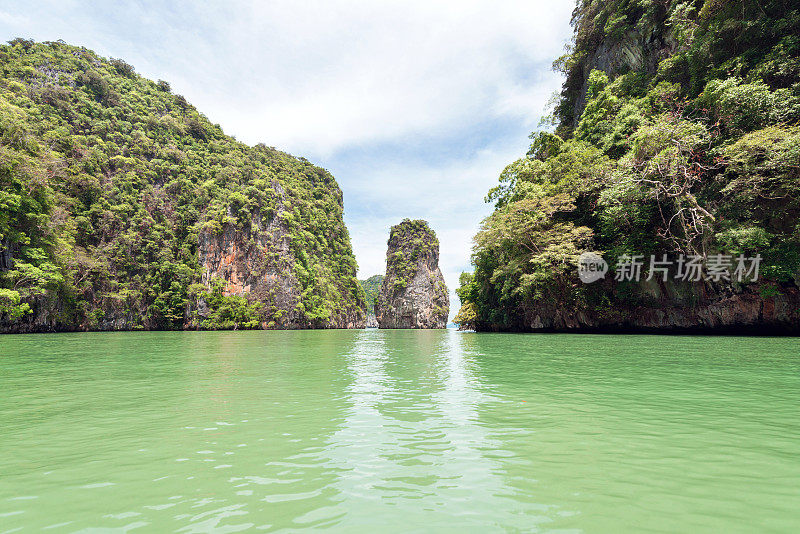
[0,39,364,331]
[457,0,800,333]
[376,219,448,329]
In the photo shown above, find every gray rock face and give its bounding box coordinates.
[197,215,365,330]
[196,216,302,329]
[194,180,365,330]
[375,219,448,329]
[573,28,675,125]
[483,278,800,335]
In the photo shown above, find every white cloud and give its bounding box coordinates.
[191,0,575,155]
[0,9,27,26]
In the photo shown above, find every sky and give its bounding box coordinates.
[0,0,576,318]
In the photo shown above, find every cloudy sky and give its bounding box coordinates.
[0,0,575,318]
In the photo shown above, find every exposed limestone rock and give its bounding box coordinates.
[511,279,800,334]
[573,28,676,125]
[375,219,448,329]
[196,214,302,329]
[197,208,364,329]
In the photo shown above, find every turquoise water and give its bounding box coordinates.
[1,330,799,532]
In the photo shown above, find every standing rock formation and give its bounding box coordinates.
[375,220,448,328]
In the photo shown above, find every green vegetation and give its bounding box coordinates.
[457,0,800,330]
[0,39,363,330]
[382,219,437,293]
[359,275,383,315]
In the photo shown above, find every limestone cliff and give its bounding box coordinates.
[457,1,800,335]
[0,40,365,332]
[557,1,676,133]
[194,181,365,330]
[514,279,800,335]
[375,220,448,329]
[571,27,674,125]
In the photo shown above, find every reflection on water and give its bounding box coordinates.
[327,330,552,530]
[1,330,799,532]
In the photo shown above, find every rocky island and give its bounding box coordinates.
[0,40,365,332]
[375,219,448,329]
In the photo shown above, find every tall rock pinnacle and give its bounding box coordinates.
[375,219,449,329]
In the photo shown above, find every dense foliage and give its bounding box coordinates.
[457,0,800,330]
[359,275,384,316]
[0,39,363,330]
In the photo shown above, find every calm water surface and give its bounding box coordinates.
[1,330,799,532]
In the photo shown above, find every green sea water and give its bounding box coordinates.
[1,330,799,532]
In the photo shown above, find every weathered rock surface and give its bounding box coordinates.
[375,220,448,329]
[572,28,675,124]
[196,193,365,330]
[196,216,303,329]
[486,278,800,335]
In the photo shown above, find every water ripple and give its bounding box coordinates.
[0,330,798,531]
